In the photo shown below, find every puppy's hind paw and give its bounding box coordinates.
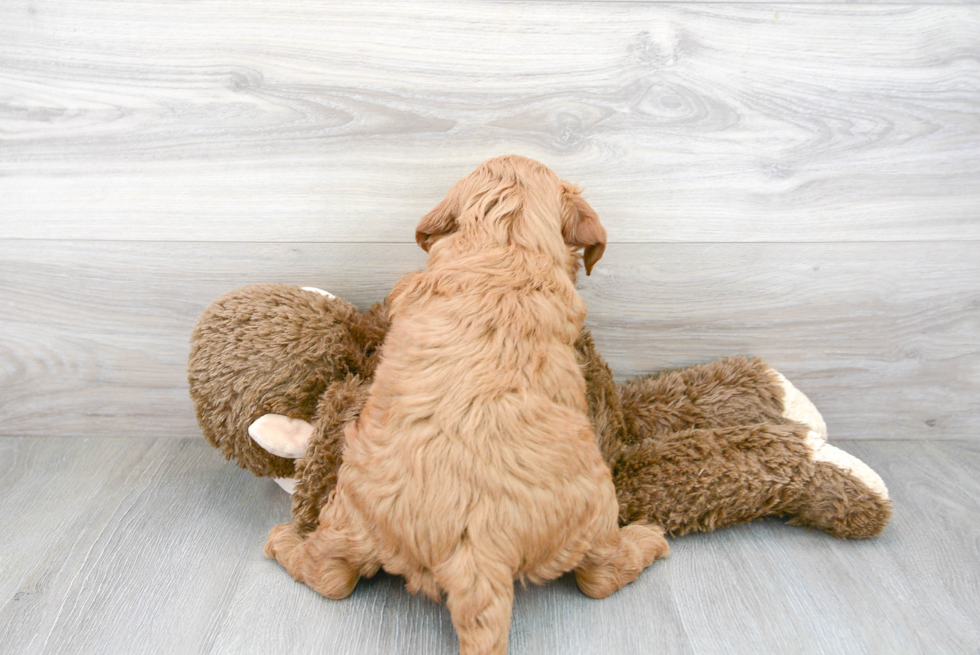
[576,523,668,599]
[624,523,670,568]
[264,522,302,560]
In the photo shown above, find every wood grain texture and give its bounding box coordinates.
[2,1,978,242]
[0,239,976,441]
[0,437,977,654]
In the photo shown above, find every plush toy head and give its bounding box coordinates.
[188,284,388,480]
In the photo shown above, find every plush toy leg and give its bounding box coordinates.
[291,376,370,534]
[771,371,828,440]
[264,487,380,600]
[618,357,828,443]
[788,431,892,538]
[613,423,811,536]
[803,431,888,498]
[613,423,891,538]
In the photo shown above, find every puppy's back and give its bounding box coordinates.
[346,262,613,580]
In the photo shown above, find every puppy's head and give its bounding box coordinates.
[416,156,606,275]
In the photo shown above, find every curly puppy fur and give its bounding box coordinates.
[264,156,668,655]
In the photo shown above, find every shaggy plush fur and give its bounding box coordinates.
[262,156,666,655]
[611,358,891,538]
[188,285,387,479]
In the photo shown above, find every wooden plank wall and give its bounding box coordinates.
[1,1,978,441]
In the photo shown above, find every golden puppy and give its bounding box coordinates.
[265,155,668,655]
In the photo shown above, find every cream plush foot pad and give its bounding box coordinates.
[803,431,890,500]
[772,371,828,441]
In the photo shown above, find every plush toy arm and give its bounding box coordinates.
[618,357,827,445]
[291,374,373,536]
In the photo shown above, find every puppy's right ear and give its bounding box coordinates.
[561,182,607,275]
[416,184,461,252]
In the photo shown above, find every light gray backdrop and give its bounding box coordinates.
[2,1,978,439]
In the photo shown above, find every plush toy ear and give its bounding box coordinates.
[248,414,314,459]
[562,182,607,275]
[416,183,463,252]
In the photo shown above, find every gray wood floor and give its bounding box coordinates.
[1,437,977,655]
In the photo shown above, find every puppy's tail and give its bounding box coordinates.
[436,546,514,655]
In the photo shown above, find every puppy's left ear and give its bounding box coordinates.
[416,182,462,252]
[562,182,607,275]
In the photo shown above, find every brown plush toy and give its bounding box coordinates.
[188,284,891,542]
